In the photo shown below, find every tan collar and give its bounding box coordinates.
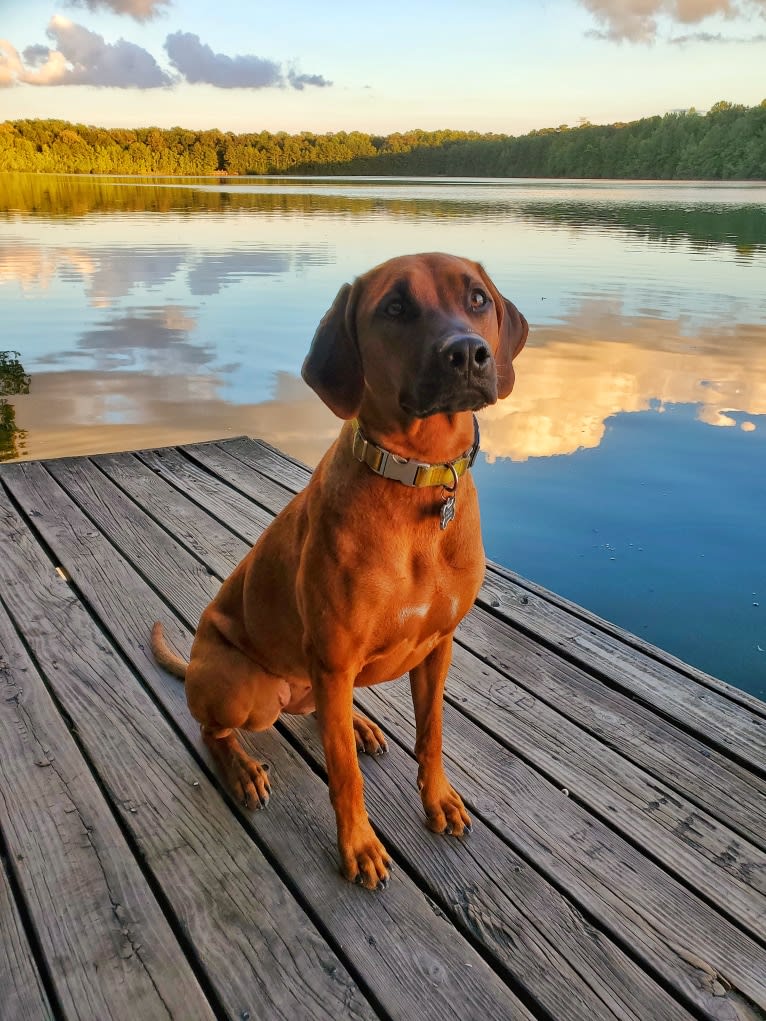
[350,415,480,488]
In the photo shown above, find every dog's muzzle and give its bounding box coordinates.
[402,333,498,417]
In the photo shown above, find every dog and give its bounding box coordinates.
[152,252,527,890]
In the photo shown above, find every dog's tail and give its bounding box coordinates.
[151,621,188,680]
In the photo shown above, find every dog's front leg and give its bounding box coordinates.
[313,669,392,889]
[410,636,472,836]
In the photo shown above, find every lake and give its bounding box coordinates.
[1,171,764,697]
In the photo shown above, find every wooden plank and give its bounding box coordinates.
[446,637,766,933]
[134,445,274,544]
[183,441,294,514]
[93,451,252,579]
[44,456,220,630]
[458,606,766,852]
[0,472,379,1021]
[44,445,759,1012]
[0,577,215,1021]
[0,855,54,1021]
[220,435,312,494]
[476,571,766,769]
[3,462,537,1021]
[486,560,766,718]
[357,682,766,1021]
[276,716,695,1021]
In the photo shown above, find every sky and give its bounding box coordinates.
[1,0,765,135]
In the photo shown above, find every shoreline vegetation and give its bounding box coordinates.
[1,100,765,180]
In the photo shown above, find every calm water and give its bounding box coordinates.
[1,172,765,696]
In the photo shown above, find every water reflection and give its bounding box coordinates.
[12,368,337,465]
[11,298,766,467]
[33,306,213,373]
[3,173,765,253]
[481,303,765,461]
[0,238,331,306]
[0,351,30,462]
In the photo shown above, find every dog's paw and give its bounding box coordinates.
[352,711,388,757]
[339,821,392,890]
[420,779,472,837]
[230,758,271,810]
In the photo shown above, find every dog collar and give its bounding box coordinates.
[350,415,480,488]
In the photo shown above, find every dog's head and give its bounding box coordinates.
[302,252,528,421]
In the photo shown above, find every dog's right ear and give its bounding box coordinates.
[301,282,365,420]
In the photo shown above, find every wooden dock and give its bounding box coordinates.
[1,436,764,1021]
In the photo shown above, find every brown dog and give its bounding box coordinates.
[152,252,527,889]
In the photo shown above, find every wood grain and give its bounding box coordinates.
[2,462,535,1021]
[357,682,766,1020]
[0,569,214,1021]
[0,854,54,1021]
[0,471,376,1021]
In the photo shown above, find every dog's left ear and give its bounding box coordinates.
[479,267,528,399]
[302,281,365,419]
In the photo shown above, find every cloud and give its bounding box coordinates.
[287,69,332,91]
[579,0,766,42]
[164,32,331,90]
[65,0,171,21]
[1,19,332,92]
[0,15,173,87]
[164,31,283,88]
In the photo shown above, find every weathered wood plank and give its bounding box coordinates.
[0,470,378,1021]
[134,445,274,544]
[48,441,755,1021]
[453,614,766,913]
[357,683,766,1020]
[485,560,766,718]
[277,715,694,1021]
[476,571,766,770]
[43,456,220,631]
[0,854,54,1021]
[0,566,215,1021]
[183,441,293,514]
[93,451,252,579]
[457,606,766,851]
[220,435,311,494]
[3,462,537,1021]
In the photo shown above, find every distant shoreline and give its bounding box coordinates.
[2,101,765,181]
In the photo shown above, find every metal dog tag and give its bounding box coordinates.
[440,494,456,530]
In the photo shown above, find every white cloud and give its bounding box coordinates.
[579,0,766,42]
[0,15,173,88]
[66,0,171,21]
[1,18,332,92]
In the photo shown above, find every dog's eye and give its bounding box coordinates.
[470,289,488,310]
[385,300,404,317]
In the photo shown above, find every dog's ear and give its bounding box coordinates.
[301,282,365,420]
[479,266,528,399]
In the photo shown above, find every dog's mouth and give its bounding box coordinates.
[400,381,497,419]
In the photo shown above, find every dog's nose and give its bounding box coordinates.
[441,335,492,377]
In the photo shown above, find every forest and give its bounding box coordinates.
[0,100,764,179]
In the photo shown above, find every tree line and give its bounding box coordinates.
[0,100,764,179]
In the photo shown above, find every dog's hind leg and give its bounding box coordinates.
[186,637,291,810]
